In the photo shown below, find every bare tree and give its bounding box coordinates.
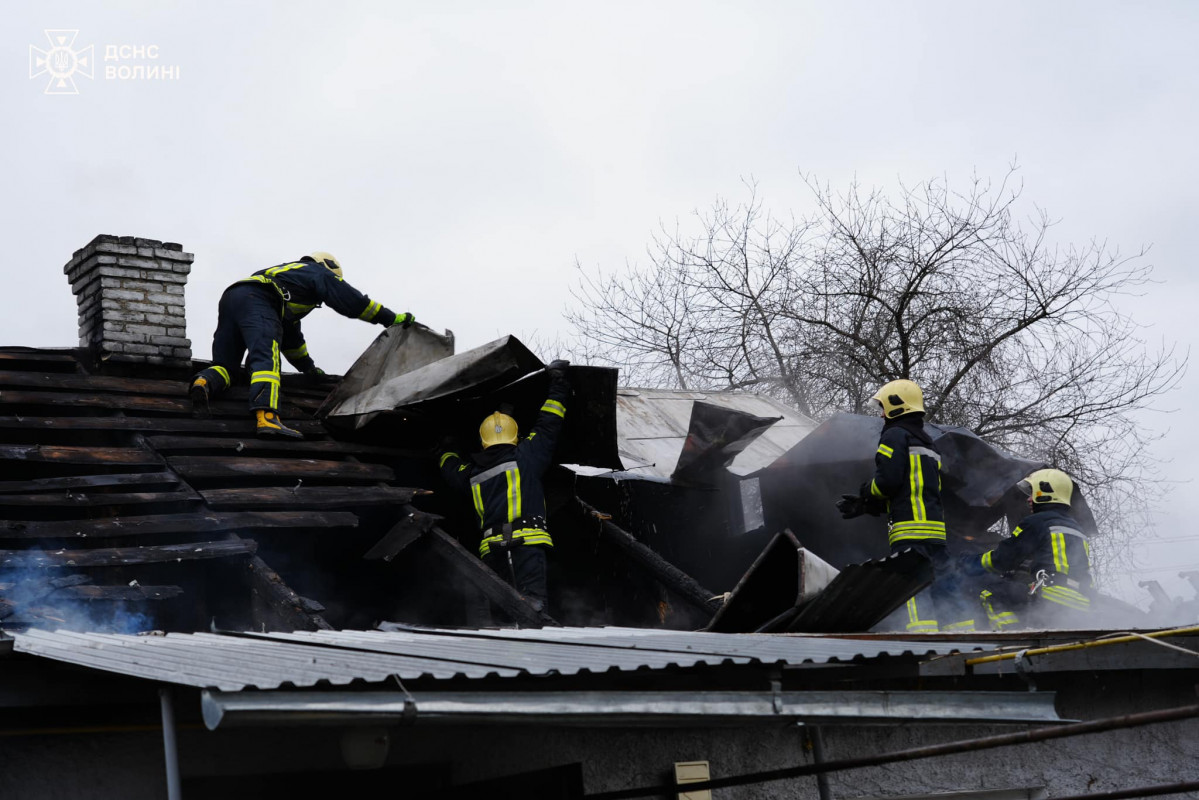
[567,170,1186,579]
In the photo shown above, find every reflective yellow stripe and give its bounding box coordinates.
[272,341,280,408]
[250,371,280,383]
[439,452,458,468]
[1041,585,1090,611]
[980,589,1020,629]
[905,597,939,632]
[982,551,996,573]
[265,263,305,276]
[943,620,976,633]
[358,300,382,321]
[286,302,317,317]
[212,366,231,386]
[478,528,554,556]
[911,454,927,520]
[504,468,523,521]
[470,484,485,526]
[282,343,308,359]
[1052,532,1069,573]
[541,399,566,418]
[888,520,946,546]
[870,479,885,499]
[877,443,893,458]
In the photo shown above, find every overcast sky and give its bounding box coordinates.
[5,1,1198,605]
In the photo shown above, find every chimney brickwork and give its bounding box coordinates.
[64,235,194,368]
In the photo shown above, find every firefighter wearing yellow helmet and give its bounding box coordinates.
[960,468,1094,629]
[438,361,572,613]
[836,379,961,633]
[189,252,415,438]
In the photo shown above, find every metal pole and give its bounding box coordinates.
[159,687,183,800]
[809,726,832,800]
[585,702,1199,799]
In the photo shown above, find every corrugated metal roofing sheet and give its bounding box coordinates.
[11,626,994,692]
[612,388,817,479]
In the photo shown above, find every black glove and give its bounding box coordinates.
[546,359,570,393]
[302,366,328,385]
[836,494,866,519]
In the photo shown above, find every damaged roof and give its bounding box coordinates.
[0,346,422,631]
[8,625,997,690]
[602,388,818,480]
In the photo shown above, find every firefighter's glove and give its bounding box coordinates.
[390,312,415,329]
[302,366,328,385]
[836,494,866,519]
[546,359,571,393]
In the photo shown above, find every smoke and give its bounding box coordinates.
[0,568,158,634]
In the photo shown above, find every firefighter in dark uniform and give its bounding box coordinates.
[438,361,570,611]
[189,252,413,438]
[837,379,967,632]
[961,468,1094,629]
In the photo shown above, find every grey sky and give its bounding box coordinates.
[5,1,1198,604]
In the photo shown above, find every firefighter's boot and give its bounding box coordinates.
[255,409,303,439]
[189,377,211,418]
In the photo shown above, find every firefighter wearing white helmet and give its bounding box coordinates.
[960,468,1094,629]
[189,251,415,439]
[836,378,962,633]
[438,361,572,613]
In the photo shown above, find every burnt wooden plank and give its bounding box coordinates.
[0,470,179,494]
[145,435,419,459]
[202,486,424,510]
[51,585,184,601]
[0,445,162,466]
[363,509,443,561]
[0,539,257,568]
[0,416,326,435]
[167,455,396,482]
[0,389,195,414]
[0,510,358,540]
[578,499,720,616]
[0,348,80,363]
[0,390,314,419]
[236,535,333,631]
[0,371,187,397]
[0,489,201,508]
[426,527,557,627]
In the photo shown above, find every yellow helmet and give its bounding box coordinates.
[479,411,518,448]
[870,379,925,419]
[1018,468,1074,506]
[310,251,343,278]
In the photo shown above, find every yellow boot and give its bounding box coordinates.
[189,377,210,418]
[255,409,303,439]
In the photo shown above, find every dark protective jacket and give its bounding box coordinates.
[235,258,398,371]
[439,376,569,557]
[867,414,946,548]
[967,504,1093,612]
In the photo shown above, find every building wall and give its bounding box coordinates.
[1,673,1197,799]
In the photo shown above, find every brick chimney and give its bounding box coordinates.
[64,235,194,369]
